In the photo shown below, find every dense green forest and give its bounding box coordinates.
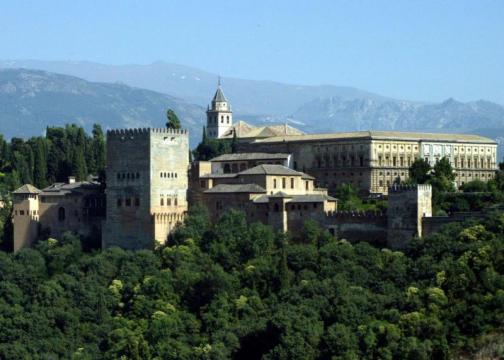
[0,123,106,195]
[0,126,503,358]
[0,207,502,359]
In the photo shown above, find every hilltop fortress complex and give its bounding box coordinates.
[12,83,499,251]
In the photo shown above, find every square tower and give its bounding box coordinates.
[102,128,189,250]
[387,184,432,249]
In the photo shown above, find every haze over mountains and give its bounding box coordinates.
[1,60,503,156]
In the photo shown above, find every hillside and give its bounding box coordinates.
[0,60,392,115]
[0,68,205,144]
[1,63,504,157]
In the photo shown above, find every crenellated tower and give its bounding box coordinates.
[206,78,233,139]
[102,128,189,250]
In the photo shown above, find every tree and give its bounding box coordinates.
[409,158,431,184]
[166,109,181,129]
[91,124,106,176]
[432,157,455,183]
[32,138,48,189]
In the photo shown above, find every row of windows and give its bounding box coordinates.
[208,115,230,125]
[222,161,283,174]
[316,155,365,168]
[320,171,365,177]
[117,197,140,207]
[272,178,310,190]
[117,172,140,181]
[451,157,494,169]
[160,197,178,206]
[160,172,178,178]
[378,155,412,167]
[376,144,417,151]
[316,144,367,152]
[14,209,38,216]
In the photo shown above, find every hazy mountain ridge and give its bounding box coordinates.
[1,61,504,158]
[0,60,392,115]
[292,97,504,133]
[0,68,205,144]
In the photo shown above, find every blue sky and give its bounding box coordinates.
[1,0,503,104]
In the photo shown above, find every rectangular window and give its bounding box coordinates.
[291,178,294,189]
[200,180,206,188]
[20,210,24,215]
[135,198,140,207]
[117,199,122,207]
[273,179,277,188]
[125,198,131,207]
[282,178,286,189]
[305,181,309,190]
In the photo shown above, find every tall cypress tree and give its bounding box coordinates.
[72,148,87,181]
[92,124,106,175]
[33,138,48,188]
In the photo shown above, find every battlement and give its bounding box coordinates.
[325,210,386,219]
[107,128,189,138]
[388,184,432,193]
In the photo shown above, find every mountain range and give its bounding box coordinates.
[1,60,503,158]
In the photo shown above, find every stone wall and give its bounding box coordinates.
[323,211,388,246]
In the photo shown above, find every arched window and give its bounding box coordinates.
[58,207,66,222]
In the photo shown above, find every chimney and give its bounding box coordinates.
[68,176,76,184]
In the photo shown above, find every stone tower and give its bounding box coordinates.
[12,184,41,252]
[387,184,432,249]
[102,128,189,250]
[206,79,233,139]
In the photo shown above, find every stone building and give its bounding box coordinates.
[237,131,498,195]
[194,162,337,232]
[102,128,189,250]
[12,178,105,252]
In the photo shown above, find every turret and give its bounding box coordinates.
[206,78,233,139]
[12,184,41,251]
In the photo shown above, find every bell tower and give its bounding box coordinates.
[206,78,233,139]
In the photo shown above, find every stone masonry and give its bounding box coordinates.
[102,128,188,250]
